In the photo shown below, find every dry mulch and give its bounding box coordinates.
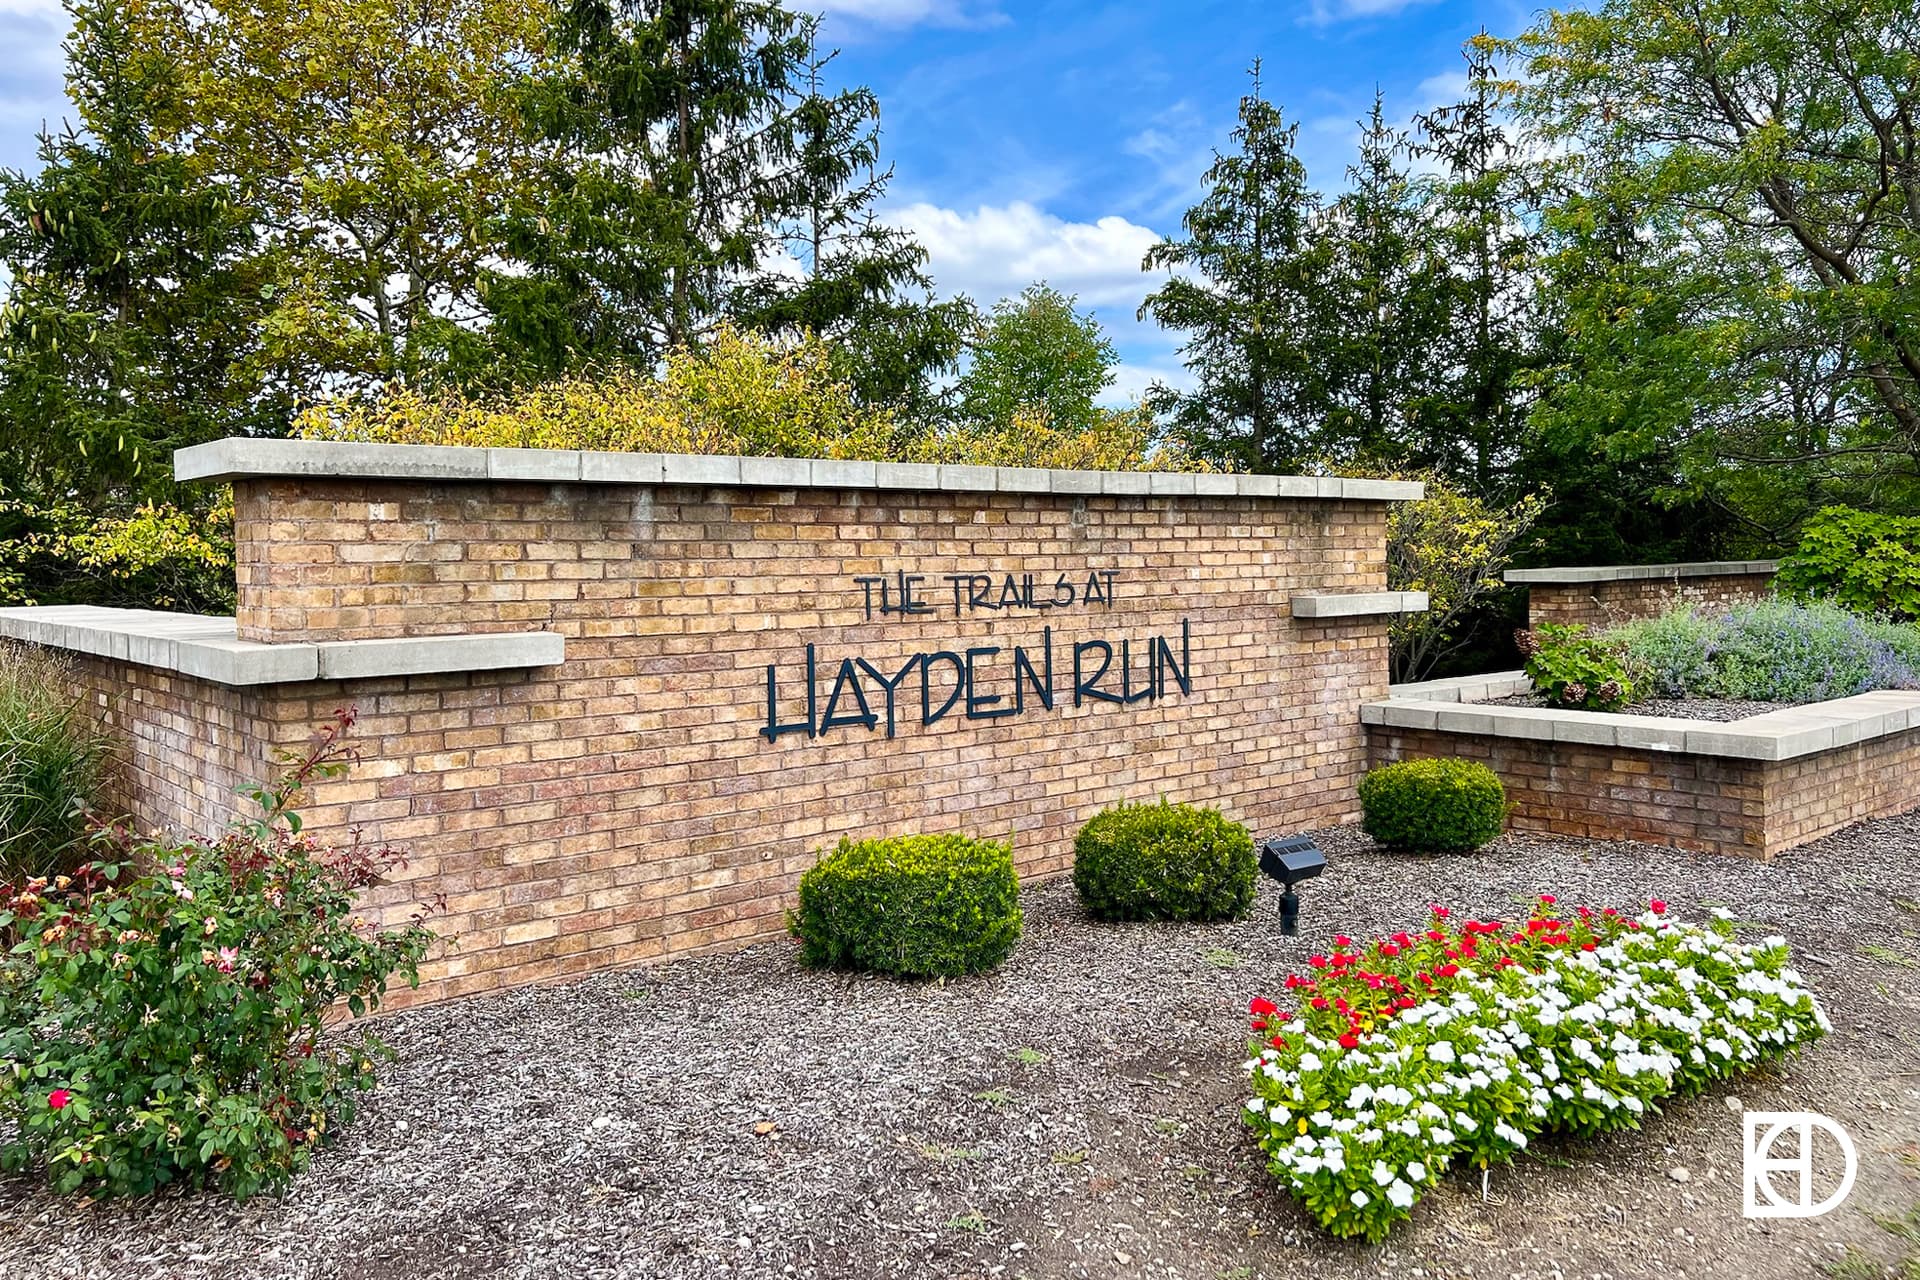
[6,814,1920,1280]
[1480,692,1794,721]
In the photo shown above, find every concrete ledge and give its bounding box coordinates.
[1363,685,1920,762]
[1504,560,1778,585]
[174,439,1427,503]
[1291,590,1429,619]
[1386,670,1532,703]
[0,606,564,686]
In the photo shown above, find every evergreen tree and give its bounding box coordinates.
[0,0,278,506]
[1412,34,1542,491]
[1318,94,1451,467]
[487,0,963,409]
[742,21,972,412]
[1138,65,1330,473]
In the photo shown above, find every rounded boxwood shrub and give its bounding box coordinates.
[789,833,1021,978]
[1072,800,1255,922]
[1359,758,1506,853]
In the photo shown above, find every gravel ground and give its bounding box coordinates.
[1482,692,1795,721]
[6,813,1920,1280]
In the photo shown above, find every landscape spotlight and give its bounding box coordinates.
[1258,835,1327,937]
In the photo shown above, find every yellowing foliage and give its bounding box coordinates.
[296,326,1206,472]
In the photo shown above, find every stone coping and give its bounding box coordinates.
[1504,560,1779,585]
[1290,590,1429,619]
[1367,670,1920,761]
[172,438,1427,502]
[0,606,564,686]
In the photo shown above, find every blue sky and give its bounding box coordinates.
[0,0,1540,401]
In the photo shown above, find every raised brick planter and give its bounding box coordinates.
[4,442,1426,1005]
[1506,561,1779,629]
[1364,674,1920,858]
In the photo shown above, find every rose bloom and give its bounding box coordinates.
[48,1089,71,1110]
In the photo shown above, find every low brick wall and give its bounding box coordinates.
[1506,561,1779,629]
[1365,685,1920,859]
[7,443,1428,1006]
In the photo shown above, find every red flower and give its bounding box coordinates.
[1333,934,1352,948]
[1310,997,1330,1010]
[1540,894,1556,905]
[1580,942,1597,952]
[1308,954,1328,969]
[47,1089,70,1110]
[1250,996,1278,1016]
[1251,1018,1268,1032]
[1268,1035,1288,1050]
[1434,963,1459,978]
[1649,899,1667,914]
[1380,943,1400,958]
[1431,906,1451,919]
[1337,1032,1360,1050]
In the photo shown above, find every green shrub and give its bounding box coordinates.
[1359,758,1506,853]
[1776,505,1920,619]
[1071,800,1255,922]
[0,643,112,882]
[790,833,1021,978]
[1607,606,1719,698]
[1517,622,1633,710]
[0,710,434,1200]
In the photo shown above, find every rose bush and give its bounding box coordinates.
[1241,897,1827,1241]
[0,710,436,1200]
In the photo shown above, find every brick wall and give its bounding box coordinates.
[1527,572,1773,629]
[1367,725,1920,860]
[102,480,1399,1005]
[69,658,284,837]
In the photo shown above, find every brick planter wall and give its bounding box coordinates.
[1367,703,1920,860]
[1506,562,1780,630]
[15,448,1425,1006]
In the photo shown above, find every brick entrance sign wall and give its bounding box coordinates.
[0,441,1423,1005]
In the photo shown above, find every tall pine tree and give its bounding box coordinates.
[1138,65,1330,473]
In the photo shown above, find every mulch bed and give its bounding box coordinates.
[1480,692,1795,722]
[6,814,1920,1280]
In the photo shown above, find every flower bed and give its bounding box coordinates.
[1241,898,1828,1241]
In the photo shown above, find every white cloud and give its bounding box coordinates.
[1302,0,1444,24]
[1105,360,1193,407]
[812,0,1005,30]
[885,200,1166,308]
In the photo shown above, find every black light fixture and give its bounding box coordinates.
[1258,835,1327,937]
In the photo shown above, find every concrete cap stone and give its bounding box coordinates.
[172,439,1427,503]
[0,605,563,687]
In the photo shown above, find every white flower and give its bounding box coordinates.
[1372,1160,1394,1186]
[1349,1189,1369,1209]
[1407,1160,1427,1182]
[1387,1178,1415,1209]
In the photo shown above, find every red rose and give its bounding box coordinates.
[1250,996,1279,1016]
[48,1089,70,1110]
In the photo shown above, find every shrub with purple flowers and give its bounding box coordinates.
[1611,599,1920,703]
